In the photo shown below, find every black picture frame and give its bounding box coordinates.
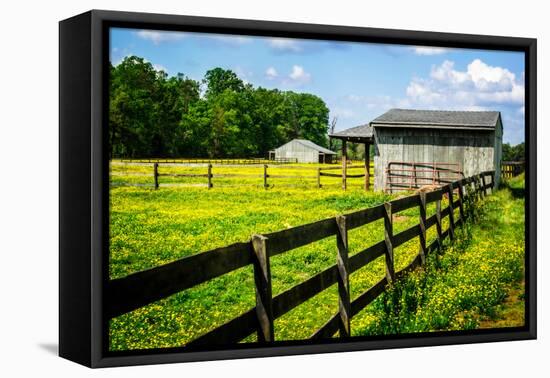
[59,9,537,368]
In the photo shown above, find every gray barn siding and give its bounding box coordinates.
[374,127,498,191]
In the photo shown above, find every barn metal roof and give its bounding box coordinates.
[370,109,501,130]
[277,139,336,154]
[331,124,373,138]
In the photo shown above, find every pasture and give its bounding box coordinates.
[109,162,524,351]
[110,160,372,189]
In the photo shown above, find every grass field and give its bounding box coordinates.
[109,163,524,351]
[353,174,525,335]
[110,160,372,189]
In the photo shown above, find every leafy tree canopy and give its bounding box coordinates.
[502,142,525,162]
[109,56,330,159]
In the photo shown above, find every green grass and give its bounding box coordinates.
[110,160,373,188]
[351,178,525,335]
[109,163,524,351]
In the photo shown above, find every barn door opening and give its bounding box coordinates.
[385,161,463,193]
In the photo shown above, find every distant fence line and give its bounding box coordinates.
[501,161,525,179]
[106,170,495,347]
[118,157,298,165]
[115,162,373,190]
[116,157,371,166]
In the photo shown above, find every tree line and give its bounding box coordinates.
[109,56,330,158]
[502,142,525,162]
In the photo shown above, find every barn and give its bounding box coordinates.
[270,139,336,163]
[371,109,503,192]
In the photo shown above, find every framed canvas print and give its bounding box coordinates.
[59,10,537,368]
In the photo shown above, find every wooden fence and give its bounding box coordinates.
[385,161,464,193]
[119,158,294,165]
[106,170,495,346]
[501,161,525,179]
[152,163,371,190]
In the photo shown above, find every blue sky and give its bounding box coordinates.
[110,28,525,144]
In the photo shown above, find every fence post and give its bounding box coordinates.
[364,145,370,191]
[481,174,487,197]
[446,184,455,241]
[457,181,465,222]
[383,202,396,282]
[263,164,268,189]
[435,191,443,252]
[335,215,351,338]
[207,164,213,189]
[342,140,347,191]
[153,163,159,190]
[251,234,274,342]
[475,175,482,201]
[419,193,427,265]
[317,168,321,188]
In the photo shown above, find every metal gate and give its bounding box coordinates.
[385,161,464,193]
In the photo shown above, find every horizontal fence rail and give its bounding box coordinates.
[106,170,495,346]
[116,162,374,190]
[501,161,525,179]
[385,161,464,193]
[120,157,272,165]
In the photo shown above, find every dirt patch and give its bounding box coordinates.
[393,214,410,222]
[478,280,525,329]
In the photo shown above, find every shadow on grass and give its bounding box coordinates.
[499,180,525,199]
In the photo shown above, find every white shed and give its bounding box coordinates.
[271,139,336,163]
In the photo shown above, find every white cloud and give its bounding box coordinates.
[411,46,449,55]
[286,65,311,85]
[135,30,187,44]
[136,30,254,46]
[332,107,355,119]
[430,60,469,85]
[264,65,311,86]
[345,94,411,111]
[346,94,362,103]
[265,67,278,80]
[233,66,253,84]
[267,38,303,52]
[405,58,524,107]
[211,35,252,45]
[112,53,133,66]
[338,59,524,143]
[467,59,516,91]
[153,64,168,73]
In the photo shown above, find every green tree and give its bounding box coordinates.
[109,56,162,157]
[502,142,525,162]
[281,92,330,147]
[109,58,331,159]
[205,87,258,157]
[203,68,245,98]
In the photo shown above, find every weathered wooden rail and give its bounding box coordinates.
[385,161,464,193]
[106,171,495,346]
[121,157,273,165]
[150,163,372,190]
[501,161,525,179]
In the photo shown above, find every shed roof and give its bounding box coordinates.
[329,124,374,143]
[370,109,501,130]
[277,139,336,154]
